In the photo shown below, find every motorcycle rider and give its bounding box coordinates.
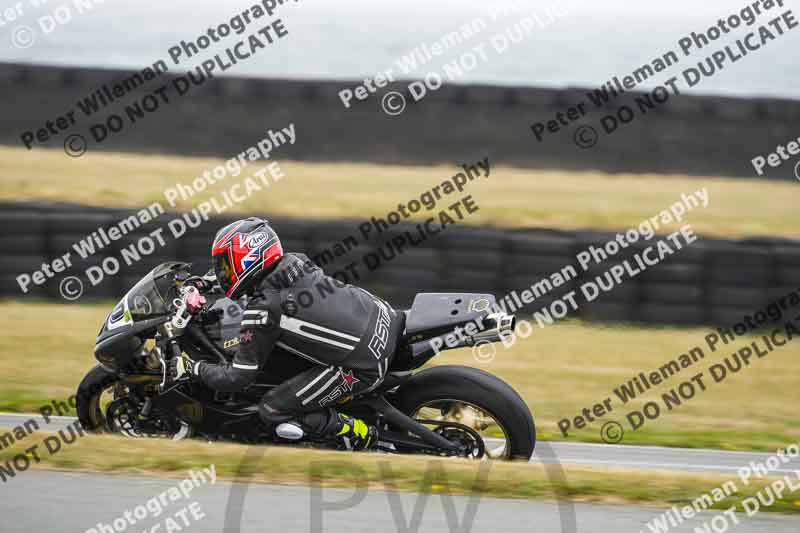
[170,217,404,450]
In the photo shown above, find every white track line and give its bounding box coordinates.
[0,412,77,421]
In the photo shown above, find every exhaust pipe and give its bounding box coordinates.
[468,312,515,344]
[402,312,516,369]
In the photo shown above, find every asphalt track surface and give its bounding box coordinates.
[2,470,799,533]
[2,413,799,532]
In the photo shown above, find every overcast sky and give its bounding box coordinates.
[2,0,797,99]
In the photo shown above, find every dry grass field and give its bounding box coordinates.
[0,146,797,238]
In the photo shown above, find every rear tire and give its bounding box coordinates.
[390,365,535,460]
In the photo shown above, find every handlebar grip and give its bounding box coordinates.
[171,341,183,359]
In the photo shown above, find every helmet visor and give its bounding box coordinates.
[214,251,235,296]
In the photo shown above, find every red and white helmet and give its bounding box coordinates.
[211,218,283,298]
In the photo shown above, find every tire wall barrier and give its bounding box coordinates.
[2,63,799,179]
[3,202,799,328]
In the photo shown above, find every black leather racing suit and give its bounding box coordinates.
[196,253,404,431]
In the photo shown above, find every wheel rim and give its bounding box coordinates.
[87,381,122,431]
[87,381,189,439]
[412,399,511,460]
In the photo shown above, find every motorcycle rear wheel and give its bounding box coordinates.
[390,365,535,460]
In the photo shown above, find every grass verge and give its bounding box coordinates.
[1,432,799,515]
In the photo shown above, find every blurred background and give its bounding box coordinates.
[0,0,798,450]
[2,0,798,97]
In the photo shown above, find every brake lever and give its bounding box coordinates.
[157,346,168,389]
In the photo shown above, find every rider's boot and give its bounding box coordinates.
[301,409,378,450]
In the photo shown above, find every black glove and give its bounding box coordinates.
[185,276,213,293]
[168,355,202,381]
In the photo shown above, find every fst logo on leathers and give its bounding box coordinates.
[369,300,391,360]
[318,370,361,407]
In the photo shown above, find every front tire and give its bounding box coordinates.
[76,364,121,432]
[390,365,535,460]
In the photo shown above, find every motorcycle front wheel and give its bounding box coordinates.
[76,364,190,439]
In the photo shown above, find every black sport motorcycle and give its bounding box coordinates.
[76,262,535,460]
